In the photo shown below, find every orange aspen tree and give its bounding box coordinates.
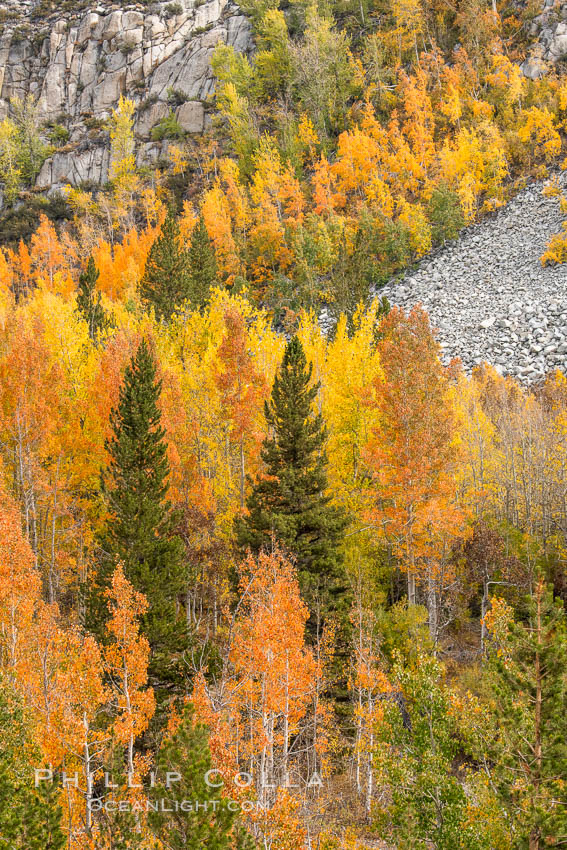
[399,69,436,180]
[17,603,108,845]
[0,297,98,606]
[193,550,323,849]
[29,214,75,295]
[0,486,42,672]
[215,306,267,509]
[365,306,468,639]
[104,563,155,782]
[0,487,109,846]
[247,141,304,287]
[0,313,63,573]
[350,597,391,817]
[229,550,320,802]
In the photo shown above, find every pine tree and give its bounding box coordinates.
[372,653,472,850]
[0,680,65,850]
[236,336,347,621]
[188,214,217,309]
[140,207,191,321]
[76,256,107,342]
[148,704,252,849]
[485,580,567,850]
[85,339,187,688]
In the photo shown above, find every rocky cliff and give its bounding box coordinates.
[522,0,567,78]
[0,0,251,192]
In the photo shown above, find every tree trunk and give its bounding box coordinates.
[239,438,245,510]
[365,693,374,819]
[408,573,416,606]
[481,578,488,653]
[83,713,93,835]
[427,568,438,643]
[282,652,289,785]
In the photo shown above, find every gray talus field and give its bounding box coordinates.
[380,176,567,381]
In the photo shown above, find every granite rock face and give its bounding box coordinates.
[0,0,252,193]
[379,176,567,384]
[521,1,567,78]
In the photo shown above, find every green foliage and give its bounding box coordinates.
[376,216,413,283]
[139,94,159,114]
[236,336,348,620]
[375,600,432,665]
[483,582,567,848]
[48,123,70,147]
[291,9,359,142]
[212,45,254,95]
[253,10,293,99]
[233,0,279,29]
[151,111,186,141]
[120,38,137,56]
[373,654,472,850]
[211,46,258,174]
[86,339,187,689]
[262,273,305,329]
[326,217,382,329]
[11,95,50,184]
[0,193,71,248]
[0,681,65,850]
[76,256,108,342]
[0,95,52,203]
[0,118,22,203]
[165,2,184,16]
[188,214,218,308]
[167,87,189,106]
[140,207,191,321]
[148,704,243,849]
[427,183,465,244]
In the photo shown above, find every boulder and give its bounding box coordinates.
[176,100,205,133]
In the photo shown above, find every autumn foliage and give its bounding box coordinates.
[0,1,567,844]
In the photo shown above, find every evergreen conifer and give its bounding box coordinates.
[85,339,187,688]
[188,214,217,309]
[140,208,191,320]
[236,336,347,620]
[487,580,567,849]
[76,256,107,341]
[149,704,256,849]
[0,682,65,850]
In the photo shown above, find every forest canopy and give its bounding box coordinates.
[0,0,566,846]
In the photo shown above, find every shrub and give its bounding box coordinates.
[541,224,567,266]
[165,2,184,15]
[139,94,159,113]
[151,111,185,141]
[0,194,71,248]
[84,117,106,131]
[377,216,413,283]
[120,39,137,56]
[166,87,188,106]
[427,183,465,244]
[48,124,70,147]
[192,23,213,36]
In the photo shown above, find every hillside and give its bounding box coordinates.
[0,0,566,849]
